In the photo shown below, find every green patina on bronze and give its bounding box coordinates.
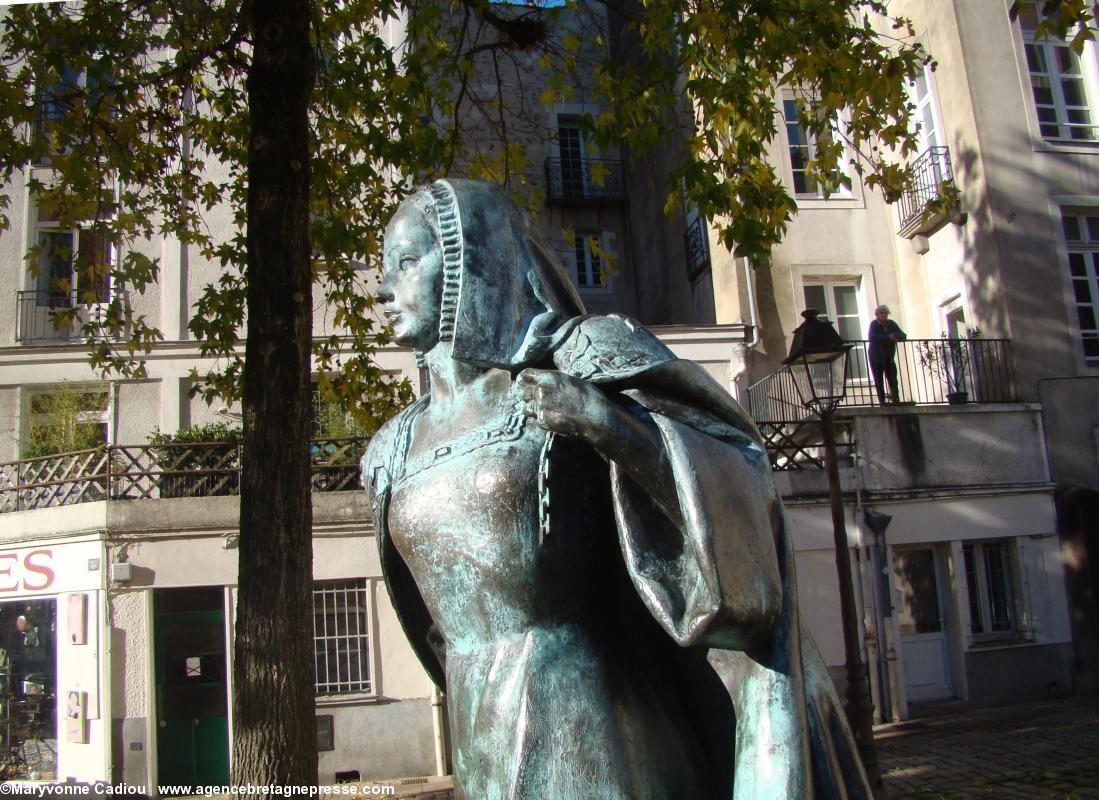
[362,179,871,800]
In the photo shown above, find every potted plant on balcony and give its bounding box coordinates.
[148,422,242,498]
[916,330,980,404]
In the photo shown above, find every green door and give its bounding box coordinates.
[153,587,230,789]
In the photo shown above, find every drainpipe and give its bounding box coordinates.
[742,256,760,348]
[865,508,900,722]
[431,686,447,776]
[732,257,761,406]
[111,381,120,446]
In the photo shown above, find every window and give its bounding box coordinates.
[573,233,606,289]
[1019,3,1097,141]
[0,599,58,780]
[963,541,1019,637]
[31,221,111,309]
[34,56,113,164]
[907,63,945,154]
[557,117,588,199]
[309,381,368,439]
[22,384,110,459]
[1059,209,1099,363]
[683,206,710,279]
[802,280,870,381]
[782,97,848,198]
[313,579,371,696]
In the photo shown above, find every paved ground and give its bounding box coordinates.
[879,698,1099,798]
[362,697,1099,799]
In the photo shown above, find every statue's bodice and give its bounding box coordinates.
[388,408,570,654]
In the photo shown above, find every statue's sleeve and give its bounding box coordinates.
[608,400,784,652]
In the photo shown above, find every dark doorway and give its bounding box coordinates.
[153,587,230,788]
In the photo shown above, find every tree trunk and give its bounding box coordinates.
[233,0,318,785]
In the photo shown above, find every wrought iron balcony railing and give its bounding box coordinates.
[0,437,368,513]
[897,146,957,237]
[684,217,710,277]
[747,337,1017,423]
[14,289,127,344]
[544,157,625,203]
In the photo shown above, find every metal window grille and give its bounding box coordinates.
[313,579,371,695]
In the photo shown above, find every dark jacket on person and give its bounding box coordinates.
[868,318,907,364]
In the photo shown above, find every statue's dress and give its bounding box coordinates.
[364,179,872,800]
[385,406,709,799]
[364,317,872,800]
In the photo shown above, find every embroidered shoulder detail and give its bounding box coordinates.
[361,397,429,502]
[398,410,531,483]
[554,314,674,382]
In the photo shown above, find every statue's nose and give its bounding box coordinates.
[376,277,394,305]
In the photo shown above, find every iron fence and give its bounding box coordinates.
[0,437,367,513]
[544,157,625,203]
[757,418,855,472]
[748,337,1017,423]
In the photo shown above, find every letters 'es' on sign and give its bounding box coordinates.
[0,549,55,593]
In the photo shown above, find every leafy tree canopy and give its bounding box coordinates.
[0,0,1019,412]
[1011,0,1099,51]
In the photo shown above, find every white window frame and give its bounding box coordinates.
[571,231,612,293]
[906,61,946,155]
[1015,1,1099,145]
[962,540,1025,642]
[801,278,871,384]
[30,218,114,307]
[781,93,852,201]
[312,578,374,698]
[1057,207,1099,366]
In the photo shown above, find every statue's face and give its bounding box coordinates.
[379,203,445,351]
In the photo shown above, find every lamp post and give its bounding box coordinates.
[783,309,882,795]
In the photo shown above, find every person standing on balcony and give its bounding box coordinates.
[868,304,907,404]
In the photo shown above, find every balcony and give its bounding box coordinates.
[747,337,1018,424]
[896,146,963,239]
[0,437,366,513]
[15,289,128,344]
[748,338,1046,497]
[544,158,625,204]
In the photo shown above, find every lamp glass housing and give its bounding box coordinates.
[787,348,850,415]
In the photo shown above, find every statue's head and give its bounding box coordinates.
[379,179,584,367]
[379,188,448,354]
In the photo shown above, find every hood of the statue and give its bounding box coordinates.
[430,178,586,369]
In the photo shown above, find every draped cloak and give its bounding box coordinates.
[361,179,872,800]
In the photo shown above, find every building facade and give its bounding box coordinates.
[703,0,1094,712]
[0,0,1089,788]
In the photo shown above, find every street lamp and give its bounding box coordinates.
[783,308,883,796]
[783,308,852,414]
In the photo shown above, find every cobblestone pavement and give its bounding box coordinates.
[361,698,1099,799]
[878,698,1099,799]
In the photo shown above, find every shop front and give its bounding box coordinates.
[0,536,108,782]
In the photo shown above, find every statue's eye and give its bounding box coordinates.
[399,256,417,271]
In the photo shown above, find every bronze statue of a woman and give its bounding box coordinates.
[362,179,871,800]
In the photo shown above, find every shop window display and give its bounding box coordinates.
[0,599,57,779]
